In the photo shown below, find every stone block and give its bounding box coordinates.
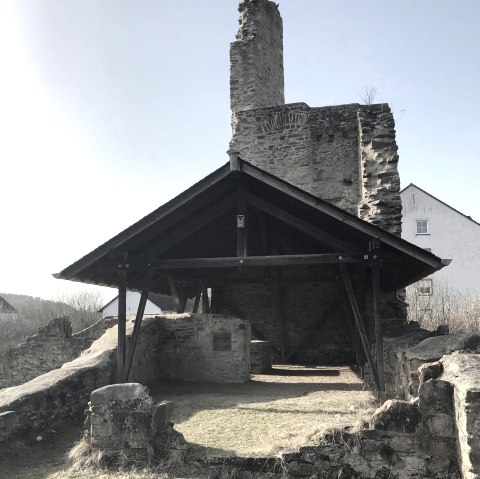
[372,400,421,434]
[151,401,173,433]
[418,379,453,414]
[425,413,455,438]
[418,361,443,384]
[90,383,152,409]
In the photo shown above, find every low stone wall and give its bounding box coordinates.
[0,317,93,389]
[153,314,250,383]
[397,333,480,399]
[0,313,250,443]
[441,353,480,479]
[85,383,187,462]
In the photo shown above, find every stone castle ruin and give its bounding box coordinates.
[1,1,480,478]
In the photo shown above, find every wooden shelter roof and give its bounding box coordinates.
[54,160,447,294]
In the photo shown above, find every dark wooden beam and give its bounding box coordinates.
[276,269,287,361]
[153,253,369,270]
[134,196,236,263]
[339,263,380,394]
[201,288,210,314]
[370,239,385,398]
[168,276,187,313]
[341,300,366,372]
[116,265,127,383]
[237,181,248,257]
[247,193,356,252]
[193,288,201,313]
[241,162,443,269]
[123,287,149,382]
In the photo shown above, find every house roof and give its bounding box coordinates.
[0,296,16,314]
[98,292,177,313]
[401,183,480,228]
[55,160,447,293]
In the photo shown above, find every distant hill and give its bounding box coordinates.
[0,292,101,333]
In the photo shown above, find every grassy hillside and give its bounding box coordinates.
[0,292,102,353]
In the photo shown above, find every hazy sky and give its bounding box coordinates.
[1,0,479,301]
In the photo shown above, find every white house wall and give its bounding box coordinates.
[102,291,162,318]
[401,185,480,291]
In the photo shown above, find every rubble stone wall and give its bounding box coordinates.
[216,280,357,364]
[231,102,363,215]
[0,317,92,389]
[358,104,403,236]
[441,353,480,479]
[230,0,284,117]
[153,314,251,383]
[0,314,250,443]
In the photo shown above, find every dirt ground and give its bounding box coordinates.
[151,364,375,457]
[0,365,375,478]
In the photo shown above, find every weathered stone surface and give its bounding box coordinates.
[91,383,152,408]
[418,379,454,414]
[406,333,480,362]
[0,313,249,444]
[0,317,92,389]
[87,384,186,462]
[372,400,421,433]
[151,401,173,433]
[250,340,272,373]
[418,360,443,384]
[382,327,431,398]
[440,353,480,479]
[230,0,284,116]
[153,314,251,383]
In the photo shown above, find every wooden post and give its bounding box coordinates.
[228,150,240,171]
[193,287,202,313]
[276,268,287,361]
[339,263,380,394]
[168,276,187,313]
[370,239,385,399]
[123,287,149,381]
[201,288,210,314]
[237,181,248,257]
[116,261,127,383]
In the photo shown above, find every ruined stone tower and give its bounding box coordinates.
[230,0,284,116]
[229,0,402,236]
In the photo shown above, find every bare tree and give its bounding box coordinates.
[360,85,377,105]
[406,279,480,333]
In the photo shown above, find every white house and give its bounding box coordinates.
[0,296,18,321]
[401,184,480,291]
[99,291,176,318]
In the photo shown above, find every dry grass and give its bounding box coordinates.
[407,281,480,333]
[0,365,375,478]
[150,365,376,457]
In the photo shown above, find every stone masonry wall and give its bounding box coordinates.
[230,0,284,118]
[438,353,480,479]
[231,102,363,214]
[153,314,250,383]
[0,317,92,389]
[217,281,357,364]
[358,104,403,236]
[0,314,250,443]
